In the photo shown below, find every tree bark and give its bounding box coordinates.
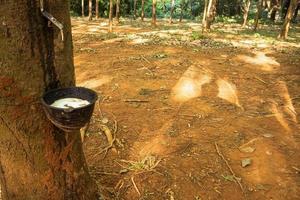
[95,0,99,19]
[270,0,280,21]
[0,0,99,199]
[116,0,120,24]
[180,0,184,22]
[141,0,145,21]
[152,0,157,25]
[254,0,263,31]
[82,0,85,17]
[242,0,251,27]
[278,0,298,39]
[169,0,176,24]
[109,0,114,32]
[88,0,93,20]
[133,0,137,20]
[202,0,217,32]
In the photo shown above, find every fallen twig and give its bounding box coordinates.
[254,76,267,84]
[215,142,244,193]
[124,99,149,103]
[131,176,141,196]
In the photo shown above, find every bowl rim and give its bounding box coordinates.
[41,86,98,111]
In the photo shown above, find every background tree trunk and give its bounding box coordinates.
[95,0,99,19]
[88,0,93,20]
[152,0,157,25]
[116,0,121,24]
[270,0,280,21]
[82,0,85,17]
[242,0,251,27]
[169,0,176,23]
[0,0,99,199]
[202,0,217,32]
[141,0,145,21]
[134,0,137,19]
[278,0,298,39]
[180,0,184,22]
[109,0,114,32]
[254,0,263,31]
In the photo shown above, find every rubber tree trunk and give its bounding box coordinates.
[133,0,137,19]
[169,0,176,24]
[82,0,85,17]
[152,0,157,25]
[109,0,114,32]
[88,0,93,20]
[0,1,99,199]
[202,0,217,32]
[270,0,280,21]
[141,0,145,21]
[278,0,298,39]
[95,0,99,19]
[242,0,251,27]
[180,0,184,22]
[116,0,120,24]
[254,0,263,31]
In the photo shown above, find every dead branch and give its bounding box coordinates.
[214,142,244,193]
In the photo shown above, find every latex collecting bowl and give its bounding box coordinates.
[41,87,98,132]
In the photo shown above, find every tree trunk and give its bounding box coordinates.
[95,0,99,19]
[180,0,184,22]
[152,0,157,25]
[133,0,137,20]
[169,0,176,24]
[190,0,194,17]
[88,0,93,20]
[141,0,145,21]
[278,0,298,39]
[82,0,85,17]
[254,0,263,31]
[116,0,120,24]
[202,0,217,32]
[270,0,280,21]
[242,0,251,27]
[292,3,299,21]
[109,0,114,32]
[0,1,99,199]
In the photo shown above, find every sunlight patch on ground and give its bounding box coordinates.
[216,79,242,108]
[77,75,113,89]
[171,66,212,102]
[269,100,291,132]
[236,52,280,72]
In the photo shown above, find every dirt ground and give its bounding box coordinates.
[72,17,300,200]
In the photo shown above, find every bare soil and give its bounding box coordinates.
[72,18,300,200]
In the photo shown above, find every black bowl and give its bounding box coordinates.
[41,87,98,132]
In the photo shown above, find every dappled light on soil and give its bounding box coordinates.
[171,66,212,102]
[276,81,298,123]
[269,100,291,132]
[236,52,280,72]
[216,79,242,108]
[78,75,113,89]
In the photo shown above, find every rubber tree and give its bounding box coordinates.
[202,0,217,32]
[134,0,137,19]
[141,0,145,21]
[109,0,114,32]
[278,0,298,39]
[242,0,251,27]
[82,0,85,17]
[88,0,93,20]
[0,0,99,199]
[116,0,121,24]
[152,0,157,25]
[169,0,176,23]
[96,0,99,19]
[254,0,263,31]
[270,0,280,21]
